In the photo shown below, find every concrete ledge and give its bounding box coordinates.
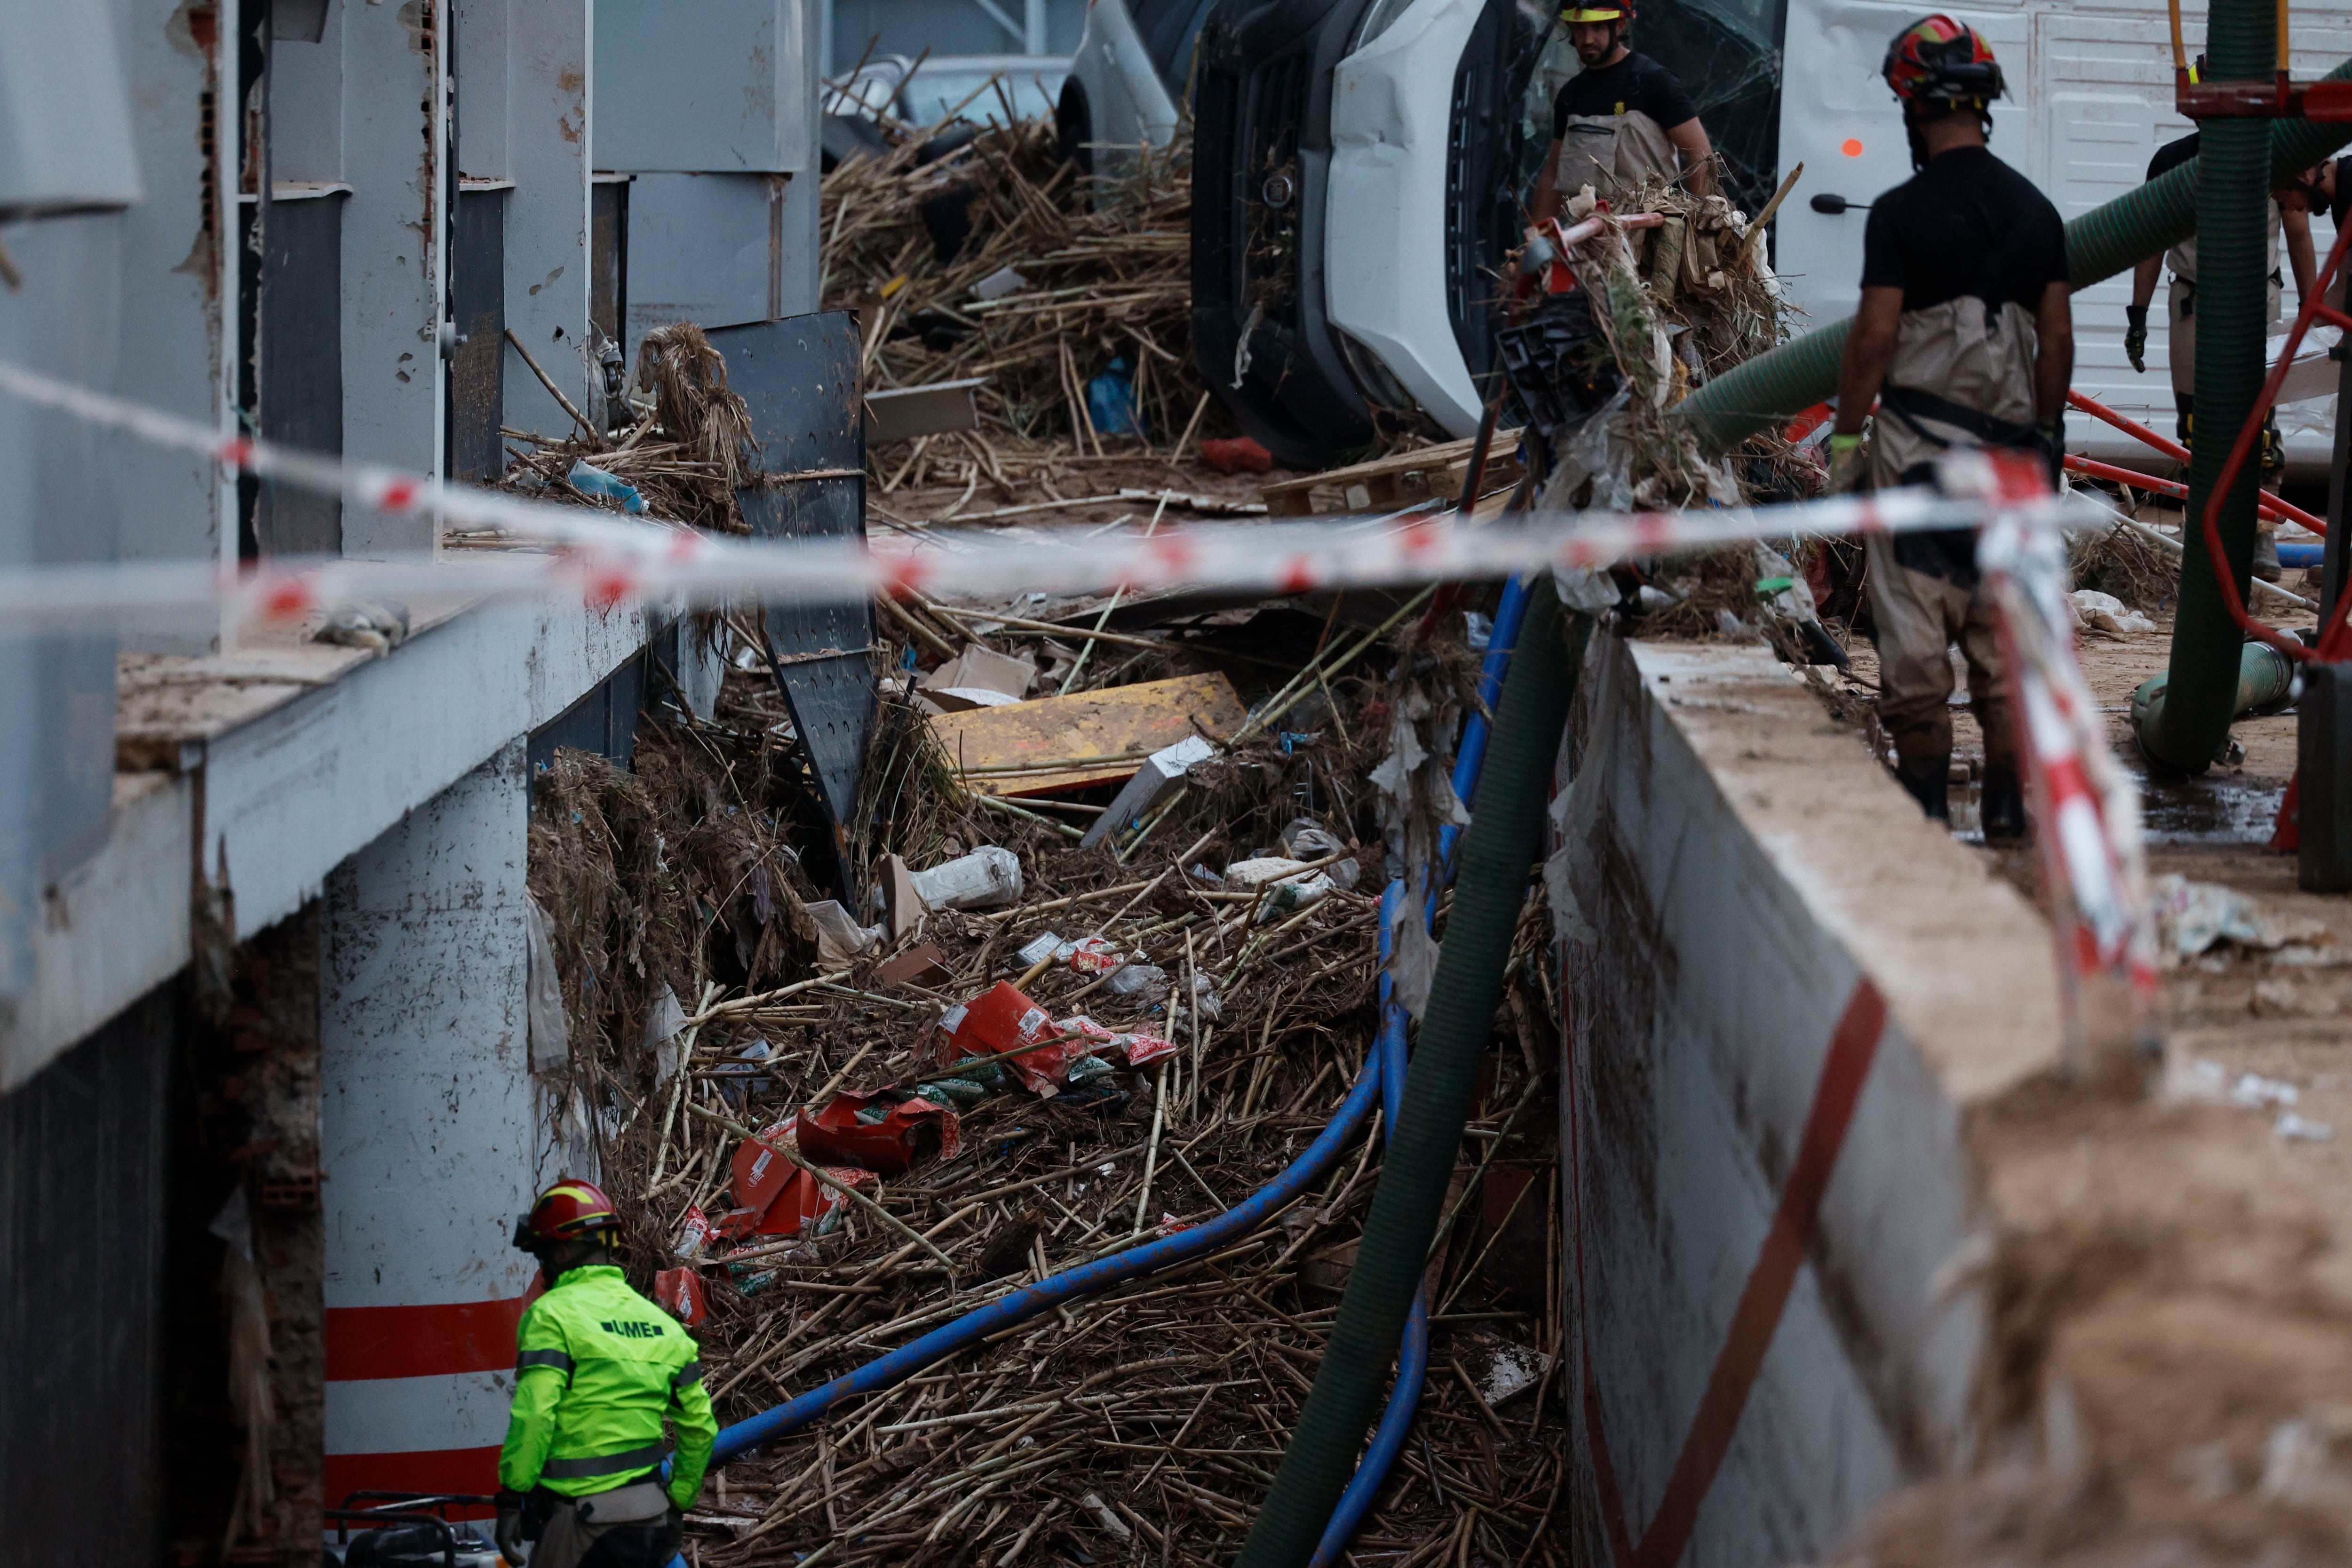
[1553,637,2065,1565]
[0,595,662,1094]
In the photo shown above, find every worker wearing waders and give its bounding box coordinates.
[1530,1,1715,218]
[495,1179,716,1568]
[2124,102,2318,582]
[1826,16,2073,840]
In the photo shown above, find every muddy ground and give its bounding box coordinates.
[1828,523,2352,1565]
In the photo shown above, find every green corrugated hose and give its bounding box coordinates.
[1677,60,2352,455]
[2130,639,2299,738]
[1231,583,1586,1568]
[2137,7,2283,772]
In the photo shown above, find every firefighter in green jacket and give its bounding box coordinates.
[495,1179,716,1568]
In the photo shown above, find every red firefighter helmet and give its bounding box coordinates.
[513,1178,623,1251]
[1882,15,2004,106]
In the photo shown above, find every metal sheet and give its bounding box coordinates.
[449,187,507,485]
[259,190,350,555]
[592,179,628,342]
[865,377,983,444]
[0,989,171,1568]
[527,639,650,782]
[590,0,812,174]
[621,173,781,361]
[708,313,876,891]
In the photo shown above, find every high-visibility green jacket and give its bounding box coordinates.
[499,1265,716,1511]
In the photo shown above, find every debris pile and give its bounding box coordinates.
[530,574,1565,1566]
[1514,178,1798,517]
[481,321,767,535]
[822,114,1205,469]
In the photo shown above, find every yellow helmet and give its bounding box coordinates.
[1561,2,1629,18]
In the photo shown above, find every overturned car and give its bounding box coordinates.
[1181,0,1782,467]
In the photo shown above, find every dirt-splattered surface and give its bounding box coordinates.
[1832,555,2352,1565]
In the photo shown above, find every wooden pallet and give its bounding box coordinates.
[1259,430,1525,518]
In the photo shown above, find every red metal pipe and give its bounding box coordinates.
[2067,388,2190,463]
[2065,387,2328,534]
[2197,218,2352,661]
[2064,454,2326,534]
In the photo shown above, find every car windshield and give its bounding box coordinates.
[1519,0,1787,217]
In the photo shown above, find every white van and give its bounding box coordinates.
[1080,0,2350,473]
[1778,1,2352,476]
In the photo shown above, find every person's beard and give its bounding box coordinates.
[1575,28,1615,65]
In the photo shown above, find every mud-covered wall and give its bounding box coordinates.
[320,740,543,1503]
[1549,637,2065,1566]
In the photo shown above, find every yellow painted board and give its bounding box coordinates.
[929,672,1247,796]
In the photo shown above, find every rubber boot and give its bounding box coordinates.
[1980,761,2029,844]
[2253,532,2282,583]
[1894,753,1951,821]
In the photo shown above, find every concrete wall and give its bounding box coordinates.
[320,741,544,1501]
[113,0,235,639]
[1552,637,2066,1566]
[597,0,822,359]
[339,0,448,557]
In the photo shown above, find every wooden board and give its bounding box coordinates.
[928,672,1247,796]
[1260,429,1526,518]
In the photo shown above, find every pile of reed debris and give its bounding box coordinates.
[529,579,1565,1568]
[822,114,1205,474]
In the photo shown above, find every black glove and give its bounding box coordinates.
[495,1489,528,1566]
[2124,304,2149,373]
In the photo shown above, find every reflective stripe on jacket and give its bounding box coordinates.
[499,1265,718,1511]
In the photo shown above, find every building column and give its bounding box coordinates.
[320,740,545,1501]
[340,0,448,557]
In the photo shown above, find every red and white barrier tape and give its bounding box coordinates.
[0,359,2104,628]
[1981,490,2162,1051]
[0,361,2158,1031]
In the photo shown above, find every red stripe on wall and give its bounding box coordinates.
[324,1447,501,1519]
[1584,978,1889,1568]
[325,1292,534,1381]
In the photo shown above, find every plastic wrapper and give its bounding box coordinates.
[675,1204,715,1261]
[1103,963,1168,999]
[1058,1013,1177,1069]
[1017,931,1124,974]
[718,1115,881,1239]
[652,1266,708,1326]
[908,846,1024,910]
[796,1087,963,1174]
[938,979,1092,1094]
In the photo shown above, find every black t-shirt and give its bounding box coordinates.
[1551,51,1697,141]
[2147,131,2198,183]
[1859,145,2067,314]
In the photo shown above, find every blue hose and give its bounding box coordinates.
[710,1042,1384,1461]
[1446,574,1535,829]
[1309,576,1532,1565]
